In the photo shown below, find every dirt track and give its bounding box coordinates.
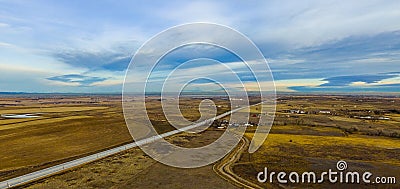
[213,136,263,189]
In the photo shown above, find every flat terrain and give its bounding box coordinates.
[1,95,399,188]
[20,130,236,189]
[0,95,231,180]
[0,96,132,180]
[233,96,400,188]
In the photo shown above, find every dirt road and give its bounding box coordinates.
[213,136,263,189]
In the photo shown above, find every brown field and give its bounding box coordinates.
[234,95,400,188]
[0,96,132,180]
[19,130,235,189]
[1,94,399,188]
[0,95,231,181]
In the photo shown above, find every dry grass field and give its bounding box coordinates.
[0,95,231,181]
[20,130,235,189]
[234,95,400,188]
[0,96,132,180]
[1,94,399,189]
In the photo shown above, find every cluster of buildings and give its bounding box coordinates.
[285,109,331,115]
[353,115,390,120]
[285,109,391,121]
[213,119,257,129]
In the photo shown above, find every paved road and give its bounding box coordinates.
[213,136,263,189]
[0,105,250,189]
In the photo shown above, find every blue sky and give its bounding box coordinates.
[0,0,399,93]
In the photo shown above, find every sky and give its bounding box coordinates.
[0,0,399,93]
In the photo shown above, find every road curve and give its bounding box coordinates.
[213,136,263,189]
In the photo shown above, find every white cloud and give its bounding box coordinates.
[91,79,123,87]
[1,0,399,93]
[46,80,81,87]
[349,75,400,86]
[228,78,327,92]
[248,0,400,47]
[59,26,146,54]
[0,22,9,27]
[154,1,234,25]
[0,42,15,48]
